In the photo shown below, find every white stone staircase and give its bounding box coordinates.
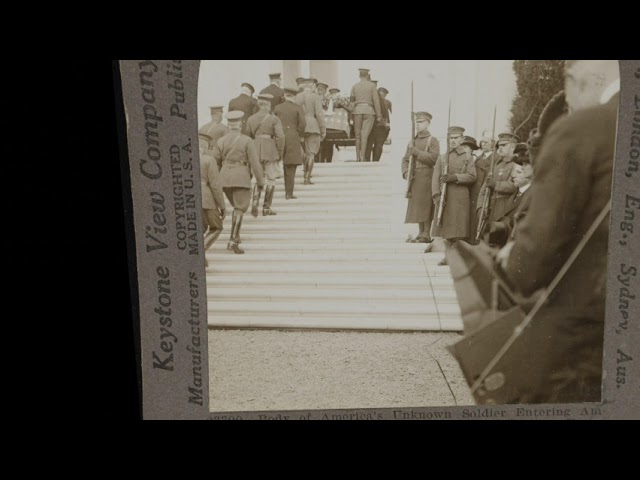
[206,149,463,331]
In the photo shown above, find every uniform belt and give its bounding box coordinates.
[255,134,273,139]
[225,160,248,166]
[414,164,432,170]
[354,101,372,106]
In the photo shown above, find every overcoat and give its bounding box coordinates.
[274,101,306,166]
[401,130,440,224]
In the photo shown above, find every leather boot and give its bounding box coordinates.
[227,212,245,254]
[204,227,222,251]
[263,185,277,216]
[251,185,262,218]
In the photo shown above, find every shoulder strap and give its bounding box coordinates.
[222,134,241,161]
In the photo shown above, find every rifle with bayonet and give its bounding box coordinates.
[405,81,415,198]
[475,106,498,241]
[436,100,452,226]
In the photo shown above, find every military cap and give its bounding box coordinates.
[258,93,274,101]
[370,79,378,84]
[268,72,281,79]
[317,82,329,90]
[462,136,480,151]
[415,111,433,122]
[283,87,298,95]
[329,88,340,94]
[448,126,465,136]
[359,68,370,74]
[497,133,519,146]
[295,77,305,85]
[306,77,318,85]
[209,105,224,115]
[225,111,244,122]
[378,87,389,95]
[241,82,255,94]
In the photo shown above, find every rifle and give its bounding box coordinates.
[475,105,498,241]
[405,81,415,198]
[436,100,452,226]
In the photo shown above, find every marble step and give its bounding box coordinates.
[208,262,451,276]
[208,251,445,263]
[207,315,463,332]
[205,273,454,288]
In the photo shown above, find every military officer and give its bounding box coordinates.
[275,87,306,199]
[430,126,477,265]
[401,111,440,245]
[296,78,326,184]
[476,132,518,227]
[365,85,391,162]
[228,83,258,135]
[199,139,226,267]
[350,68,382,162]
[260,73,285,112]
[246,93,285,216]
[212,111,265,254]
[199,105,229,156]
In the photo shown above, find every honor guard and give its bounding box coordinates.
[260,73,285,112]
[275,86,306,199]
[430,126,477,265]
[296,78,326,184]
[402,111,440,244]
[469,134,495,238]
[228,83,258,135]
[199,139,226,267]
[212,111,265,254]
[476,132,518,224]
[247,93,286,215]
[350,68,382,162]
[199,105,229,155]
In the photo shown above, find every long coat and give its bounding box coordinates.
[212,131,264,188]
[200,153,225,210]
[469,151,493,234]
[228,94,258,135]
[295,91,326,136]
[246,111,285,161]
[476,154,517,223]
[487,187,531,246]
[401,130,440,224]
[260,83,285,112]
[274,100,306,165]
[503,94,618,403]
[430,146,477,240]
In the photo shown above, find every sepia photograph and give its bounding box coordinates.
[193,60,620,413]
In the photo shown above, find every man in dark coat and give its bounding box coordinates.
[401,111,440,244]
[431,126,477,265]
[365,85,391,162]
[199,139,226,267]
[228,83,258,135]
[499,59,619,403]
[275,87,306,199]
[260,73,285,112]
[468,135,493,240]
[246,93,285,216]
[199,105,229,156]
[212,111,265,254]
[350,68,382,162]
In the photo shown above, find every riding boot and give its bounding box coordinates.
[263,185,277,216]
[251,184,262,218]
[227,212,245,254]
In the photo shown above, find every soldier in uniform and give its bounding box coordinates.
[401,111,440,245]
[431,126,477,265]
[476,133,518,227]
[228,83,258,135]
[469,134,495,239]
[296,78,326,184]
[260,73,285,112]
[486,148,533,247]
[246,93,285,215]
[275,87,306,199]
[212,111,265,254]
[350,68,382,162]
[199,105,229,156]
[199,139,226,267]
[365,85,391,162]
[296,77,305,93]
[496,59,619,403]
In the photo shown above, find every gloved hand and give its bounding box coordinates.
[403,172,408,180]
[485,178,497,189]
[258,184,264,191]
[219,208,227,221]
[376,116,383,124]
[321,132,326,140]
[411,147,423,156]
[407,141,415,150]
[440,174,457,184]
